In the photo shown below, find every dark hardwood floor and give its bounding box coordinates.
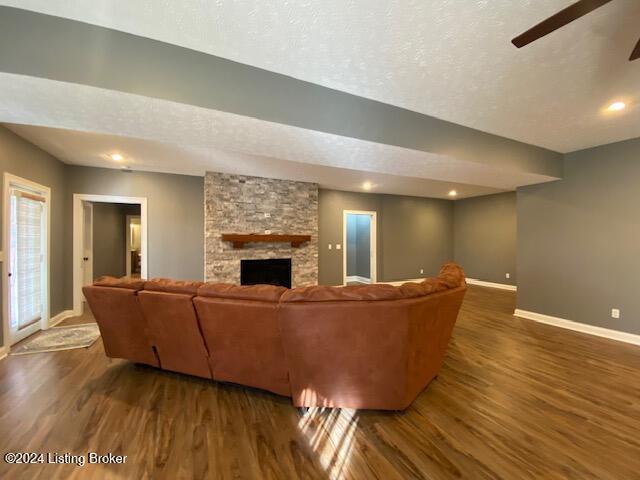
[1,286,639,479]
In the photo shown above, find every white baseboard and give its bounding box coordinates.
[345,275,371,284]
[514,309,640,346]
[381,278,424,286]
[48,310,75,328]
[0,346,8,361]
[466,278,517,291]
[382,277,517,291]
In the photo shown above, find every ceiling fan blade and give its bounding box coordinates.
[512,0,614,48]
[630,36,640,61]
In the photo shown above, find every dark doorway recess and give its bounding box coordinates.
[240,258,292,288]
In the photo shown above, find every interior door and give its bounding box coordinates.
[8,188,47,345]
[81,201,93,298]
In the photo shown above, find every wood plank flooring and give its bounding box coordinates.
[1,286,639,479]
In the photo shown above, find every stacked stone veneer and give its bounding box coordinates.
[204,172,318,287]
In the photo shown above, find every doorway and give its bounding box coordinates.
[2,174,51,346]
[343,210,376,285]
[125,215,142,277]
[73,194,147,315]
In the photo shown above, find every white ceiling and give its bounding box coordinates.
[5,123,505,199]
[4,71,551,199]
[3,0,640,152]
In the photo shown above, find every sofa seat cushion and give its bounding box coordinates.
[145,278,203,295]
[93,276,146,291]
[197,283,286,303]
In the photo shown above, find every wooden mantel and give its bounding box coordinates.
[221,233,312,249]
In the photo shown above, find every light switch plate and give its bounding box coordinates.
[336,244,341,250]
[328,244,332,250]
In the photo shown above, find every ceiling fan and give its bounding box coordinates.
[512,0,640,61]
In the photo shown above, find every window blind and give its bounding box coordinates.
[9,190,44,331]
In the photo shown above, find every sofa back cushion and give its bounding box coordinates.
[82,285,158,366]
[197,283,286,303]
[280,298,413,409]
[279,262,467,409]
[280,281,432,303]
[280,284,405,302]
[138,289,212,379]
[94,276,146,290]
[193,295,290,396]
[144,278,203,295]
[282,261,466,303]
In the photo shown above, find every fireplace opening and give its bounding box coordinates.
[240,258,292,288]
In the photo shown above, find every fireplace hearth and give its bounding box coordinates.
[241,258,292,288]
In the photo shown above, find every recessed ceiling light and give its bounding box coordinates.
[110,153,123,161]
[606,101,626,112]
[448,190,458,197]
[362,181,373,191]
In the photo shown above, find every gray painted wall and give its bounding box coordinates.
[453,192,516,285]
[0,6,563,179]
[518,137,640,335]
[65,166,204,299]
[0,126,67,347]
[319,189,453,285]
[381,195,454,282]
[92,203,140,279]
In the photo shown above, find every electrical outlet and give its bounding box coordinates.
[264,229,271,234]
[264,212,271,218]
[506,273,510,279]
[420,269,424,274]
[336,244,341,250]
[611,308,620,319]
[328,244,332,250]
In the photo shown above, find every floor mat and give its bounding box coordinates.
[10,323,100,355]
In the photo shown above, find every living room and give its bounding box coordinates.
[1,2,639,479]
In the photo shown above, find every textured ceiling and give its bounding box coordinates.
[3,0,640,152]
[5,124,504,199]
[1,72,554,198]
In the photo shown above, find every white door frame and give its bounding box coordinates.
[2,173,51,348]
[73,194,147,315]
[342,210,377,286]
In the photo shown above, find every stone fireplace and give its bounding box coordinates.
[204,172,318,287]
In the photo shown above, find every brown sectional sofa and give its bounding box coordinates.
[83,262,466,410]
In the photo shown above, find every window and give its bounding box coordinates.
[9,190,46,331]
[3,173,50,346]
